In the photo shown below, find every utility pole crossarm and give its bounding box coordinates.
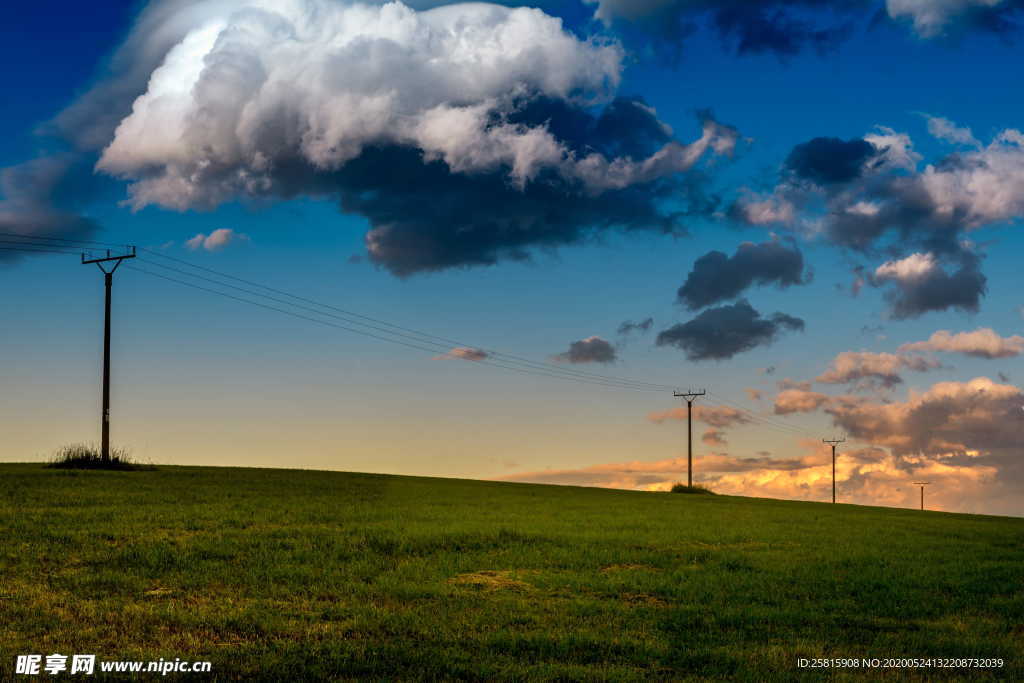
[82,246,136,269]
[673,390,706,399]
[81,246,136,462]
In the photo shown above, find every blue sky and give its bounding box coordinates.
[2,0,1023,515]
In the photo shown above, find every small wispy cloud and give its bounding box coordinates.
[433,347,489,362]
[921,113,980,147]
[552,336,617,365]
[617,317,654,336]
[185,228,249,252]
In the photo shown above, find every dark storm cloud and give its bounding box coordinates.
[553,336,618,364]
[591,97,675,160]
[784,136,877,185]
[710,3,856,56]
[589,0,864,58]
[872,252,987,319]
[588,0,1024,58]
[269,101,735,276]
[337,144,710,276]
[677,238,808,310]
[819,174,971,255]
[318,96,725,277]
[656,299,805,361]
[502,96,673,162]
[730,124,1021,320]
[734,126,1024,259]
[965,0,1024,34]
[617,317,655,336]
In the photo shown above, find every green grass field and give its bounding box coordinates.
[2,464,1022,681]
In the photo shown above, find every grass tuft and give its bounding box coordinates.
[670,482,715,495]
[449,570,533,592]
[46,443,155,471]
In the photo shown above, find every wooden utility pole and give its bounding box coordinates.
[823,437,845,504]
[673,390,706,487]
[82,247,136,461]
[913,482,930,511]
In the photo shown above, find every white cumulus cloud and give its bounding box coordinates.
[875,252,938,282]
[185,228,248,251]
[96,0,735,211]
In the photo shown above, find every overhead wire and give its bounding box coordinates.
[123,264,667,392]
[128,253,826,438]
[132,260,674,391]
[706,390,819,439]
[0,228,673,390]
[1,227,822,436]
[0,231,129,248]
[136,247,678,391]
[1,228,672,390]
[0,245,85,256]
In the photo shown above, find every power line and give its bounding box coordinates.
[0,238,94,250]
[3,229,825,437]
[706,389,818,439]
[131,257,835,432]
[0,230,696,394]
[136,246,829,427]
[132,251,838,430]
[130,259,829,431]
[130,262,666,391]
[124,264,667,392]
[133,256,671,392]
[137,247,679,391]
[0,230,128,248]
[0,246,84,256]
[707,389,813,433]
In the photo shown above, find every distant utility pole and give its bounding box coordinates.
[823,437,845,504]
[82,247,136,462]
[673,389,706,487]
[913,482,930,511]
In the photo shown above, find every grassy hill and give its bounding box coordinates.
[1,464,1022,681]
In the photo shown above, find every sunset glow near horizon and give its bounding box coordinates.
[2,0,1023,516]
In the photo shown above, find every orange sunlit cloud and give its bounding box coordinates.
[503,376,1024,515]
[648,404,751,428]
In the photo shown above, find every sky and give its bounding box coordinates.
[2,0,1023,516]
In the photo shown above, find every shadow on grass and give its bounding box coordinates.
[46,443,156,471]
